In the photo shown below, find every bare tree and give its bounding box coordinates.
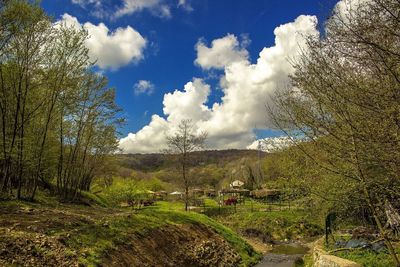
[166,120,207,211]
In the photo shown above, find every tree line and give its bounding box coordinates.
[0,1,121,201]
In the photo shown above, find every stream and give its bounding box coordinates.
[254,243,309,267]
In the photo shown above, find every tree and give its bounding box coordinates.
[166,120,207,211]
[0,1,121,201]
[270,0,400,264]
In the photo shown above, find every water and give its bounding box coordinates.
[255,243,309,267]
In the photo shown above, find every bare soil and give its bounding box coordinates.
[103,224,241,267]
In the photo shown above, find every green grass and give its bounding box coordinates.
[325,234,400,267]
[211,207,322,241]
[154,198,322,242]
[335,249,398,267]
[80,191,109,207]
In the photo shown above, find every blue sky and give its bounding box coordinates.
[41,0,340,153]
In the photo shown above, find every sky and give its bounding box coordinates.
[41,0,342,153]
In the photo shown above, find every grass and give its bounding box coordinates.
[211,206,323,241]
[334,249,399,267]
[154,198,322,242]
[324,234,400,267]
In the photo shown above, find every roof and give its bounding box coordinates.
[170,191,183,195]
[230,180,244,187]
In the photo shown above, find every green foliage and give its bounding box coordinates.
[99,177,146,205]
[79,191,109,207]
[0,0,121,201]
[335,249,399,267]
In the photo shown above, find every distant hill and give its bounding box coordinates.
[118,149,266,172]
[115,149,268,190]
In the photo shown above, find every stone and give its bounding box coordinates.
[345,239,370,249]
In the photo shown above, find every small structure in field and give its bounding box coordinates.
[170,191,184,199]
[230,180,245,189]
[219,188,250,205]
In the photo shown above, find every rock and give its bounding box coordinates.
[334,238,347,248]
[345,239,370,249]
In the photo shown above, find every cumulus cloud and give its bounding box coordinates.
[195,34,249,70]
[134,80,155,95]
[119,15,319,153]
[57,14,147,70]
[163,79,212,123]
[119,115,170,153]
[247,137,293,152]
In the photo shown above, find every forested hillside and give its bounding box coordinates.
[112,150,266,191]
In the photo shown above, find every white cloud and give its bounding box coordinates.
[247,137,293,152]
[57,14,147,70]
[134,80,155,95]
[115,0,171,18]
[72,0,192,19]
[119,115,169,153]
[71,0,101,8]
[163,78,212,123]
[195,34,249,70]
[119,15,319,153]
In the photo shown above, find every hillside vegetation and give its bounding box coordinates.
[0,194,261,267]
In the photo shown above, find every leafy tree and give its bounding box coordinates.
[0,1,121,201]
[271,0,400,264]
